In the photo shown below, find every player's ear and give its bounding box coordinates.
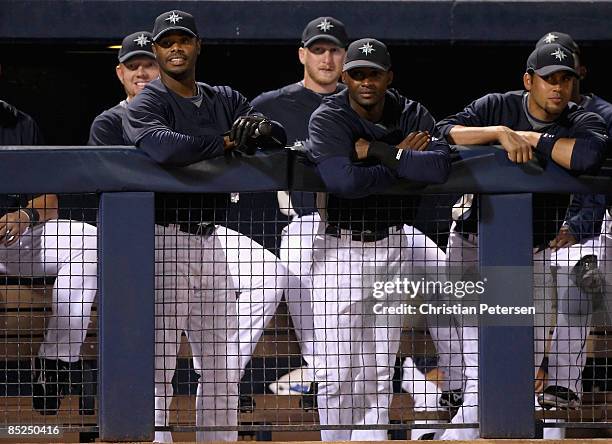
[116,64,124,84]
[196,39,202,55]
[298,47,306,66]
[341,71,349,84]
[523,72,532,91]
[579,65,587,81]
[386,70,394,86]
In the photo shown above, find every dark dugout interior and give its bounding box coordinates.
[2,41,612,145]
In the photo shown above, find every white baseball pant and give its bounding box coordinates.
[236,213,319,374]
[441,227,559,440]
[549,238,598,396]
[0,220,97,363]
[401,225,464,394]
[153,225,240,443]
[312,225,413,441]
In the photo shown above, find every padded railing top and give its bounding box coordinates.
[1,145,610,194]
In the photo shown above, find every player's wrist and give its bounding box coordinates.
[368,141,402,170]
[495,125,510,142]
[535,132,556,158]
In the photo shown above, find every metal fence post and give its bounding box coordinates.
[479,193,535,437]
[98,192,155,441]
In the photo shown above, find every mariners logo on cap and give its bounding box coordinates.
[543,33,558,44]
[133,33,150,47]
[359,42,375,55]
[317,18,334,32]
[166,11,183,25]
[551,48,567,61]
[343,38,391,72]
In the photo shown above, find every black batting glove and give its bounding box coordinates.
[0,100,19,127]
[230,115,267,148]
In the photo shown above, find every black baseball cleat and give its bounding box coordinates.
[300,382,318,411]
[439,389,464,417]
[418,432,436,440]
[239,394,256,413]
[32,358,71,415]
[538,385,580,410]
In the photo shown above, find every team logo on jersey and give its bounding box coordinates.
[134,33,150,47]
[317,18,334,33]
[359,42,375,55]
[551,48,567,61]
[543,33,558,44]
[166,11,183,25]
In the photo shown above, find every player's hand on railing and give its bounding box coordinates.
[497,126,533,163]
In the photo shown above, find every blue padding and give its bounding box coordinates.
[0,145,610,194]
[2,1,612,42]
[0,147,289,194]
[99,192,155,441]
[479,194,535,438]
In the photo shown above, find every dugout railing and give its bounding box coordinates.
[0,144,611,441]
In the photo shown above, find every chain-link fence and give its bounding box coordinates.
[2,147,612,442]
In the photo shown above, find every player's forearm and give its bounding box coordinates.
[447,125,506,146]
[140,130,224,165]
[396,142,451,184]
[317,156,396,198]
[537,136,605,173]
[27,194,58,222]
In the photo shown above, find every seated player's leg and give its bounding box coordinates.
[0,220,98,414]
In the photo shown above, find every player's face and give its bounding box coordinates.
[299,42,346,92]
[342,67,393,109]
[153,31,200,78]
[524,71,574,121]
[116,56,159,100]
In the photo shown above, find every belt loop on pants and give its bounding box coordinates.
[325,224,402,243]
[162,222,216,237]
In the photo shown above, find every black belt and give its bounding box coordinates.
[325,224,402,243]
[160,222,216,237]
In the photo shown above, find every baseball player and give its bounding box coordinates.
[120,11,287,443]
[0,100,97,414]
[306,38,451,441]
[432,42,608,440]
[534,32,612,413]
[237,16,349,402]
[88,31,159,145]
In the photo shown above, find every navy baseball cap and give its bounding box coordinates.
[343,38,391,72]
[302,17,348,48]
[118,31,155,63]
[526,43,578,77]
[536,31,580,54]
[152,10,199,42]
